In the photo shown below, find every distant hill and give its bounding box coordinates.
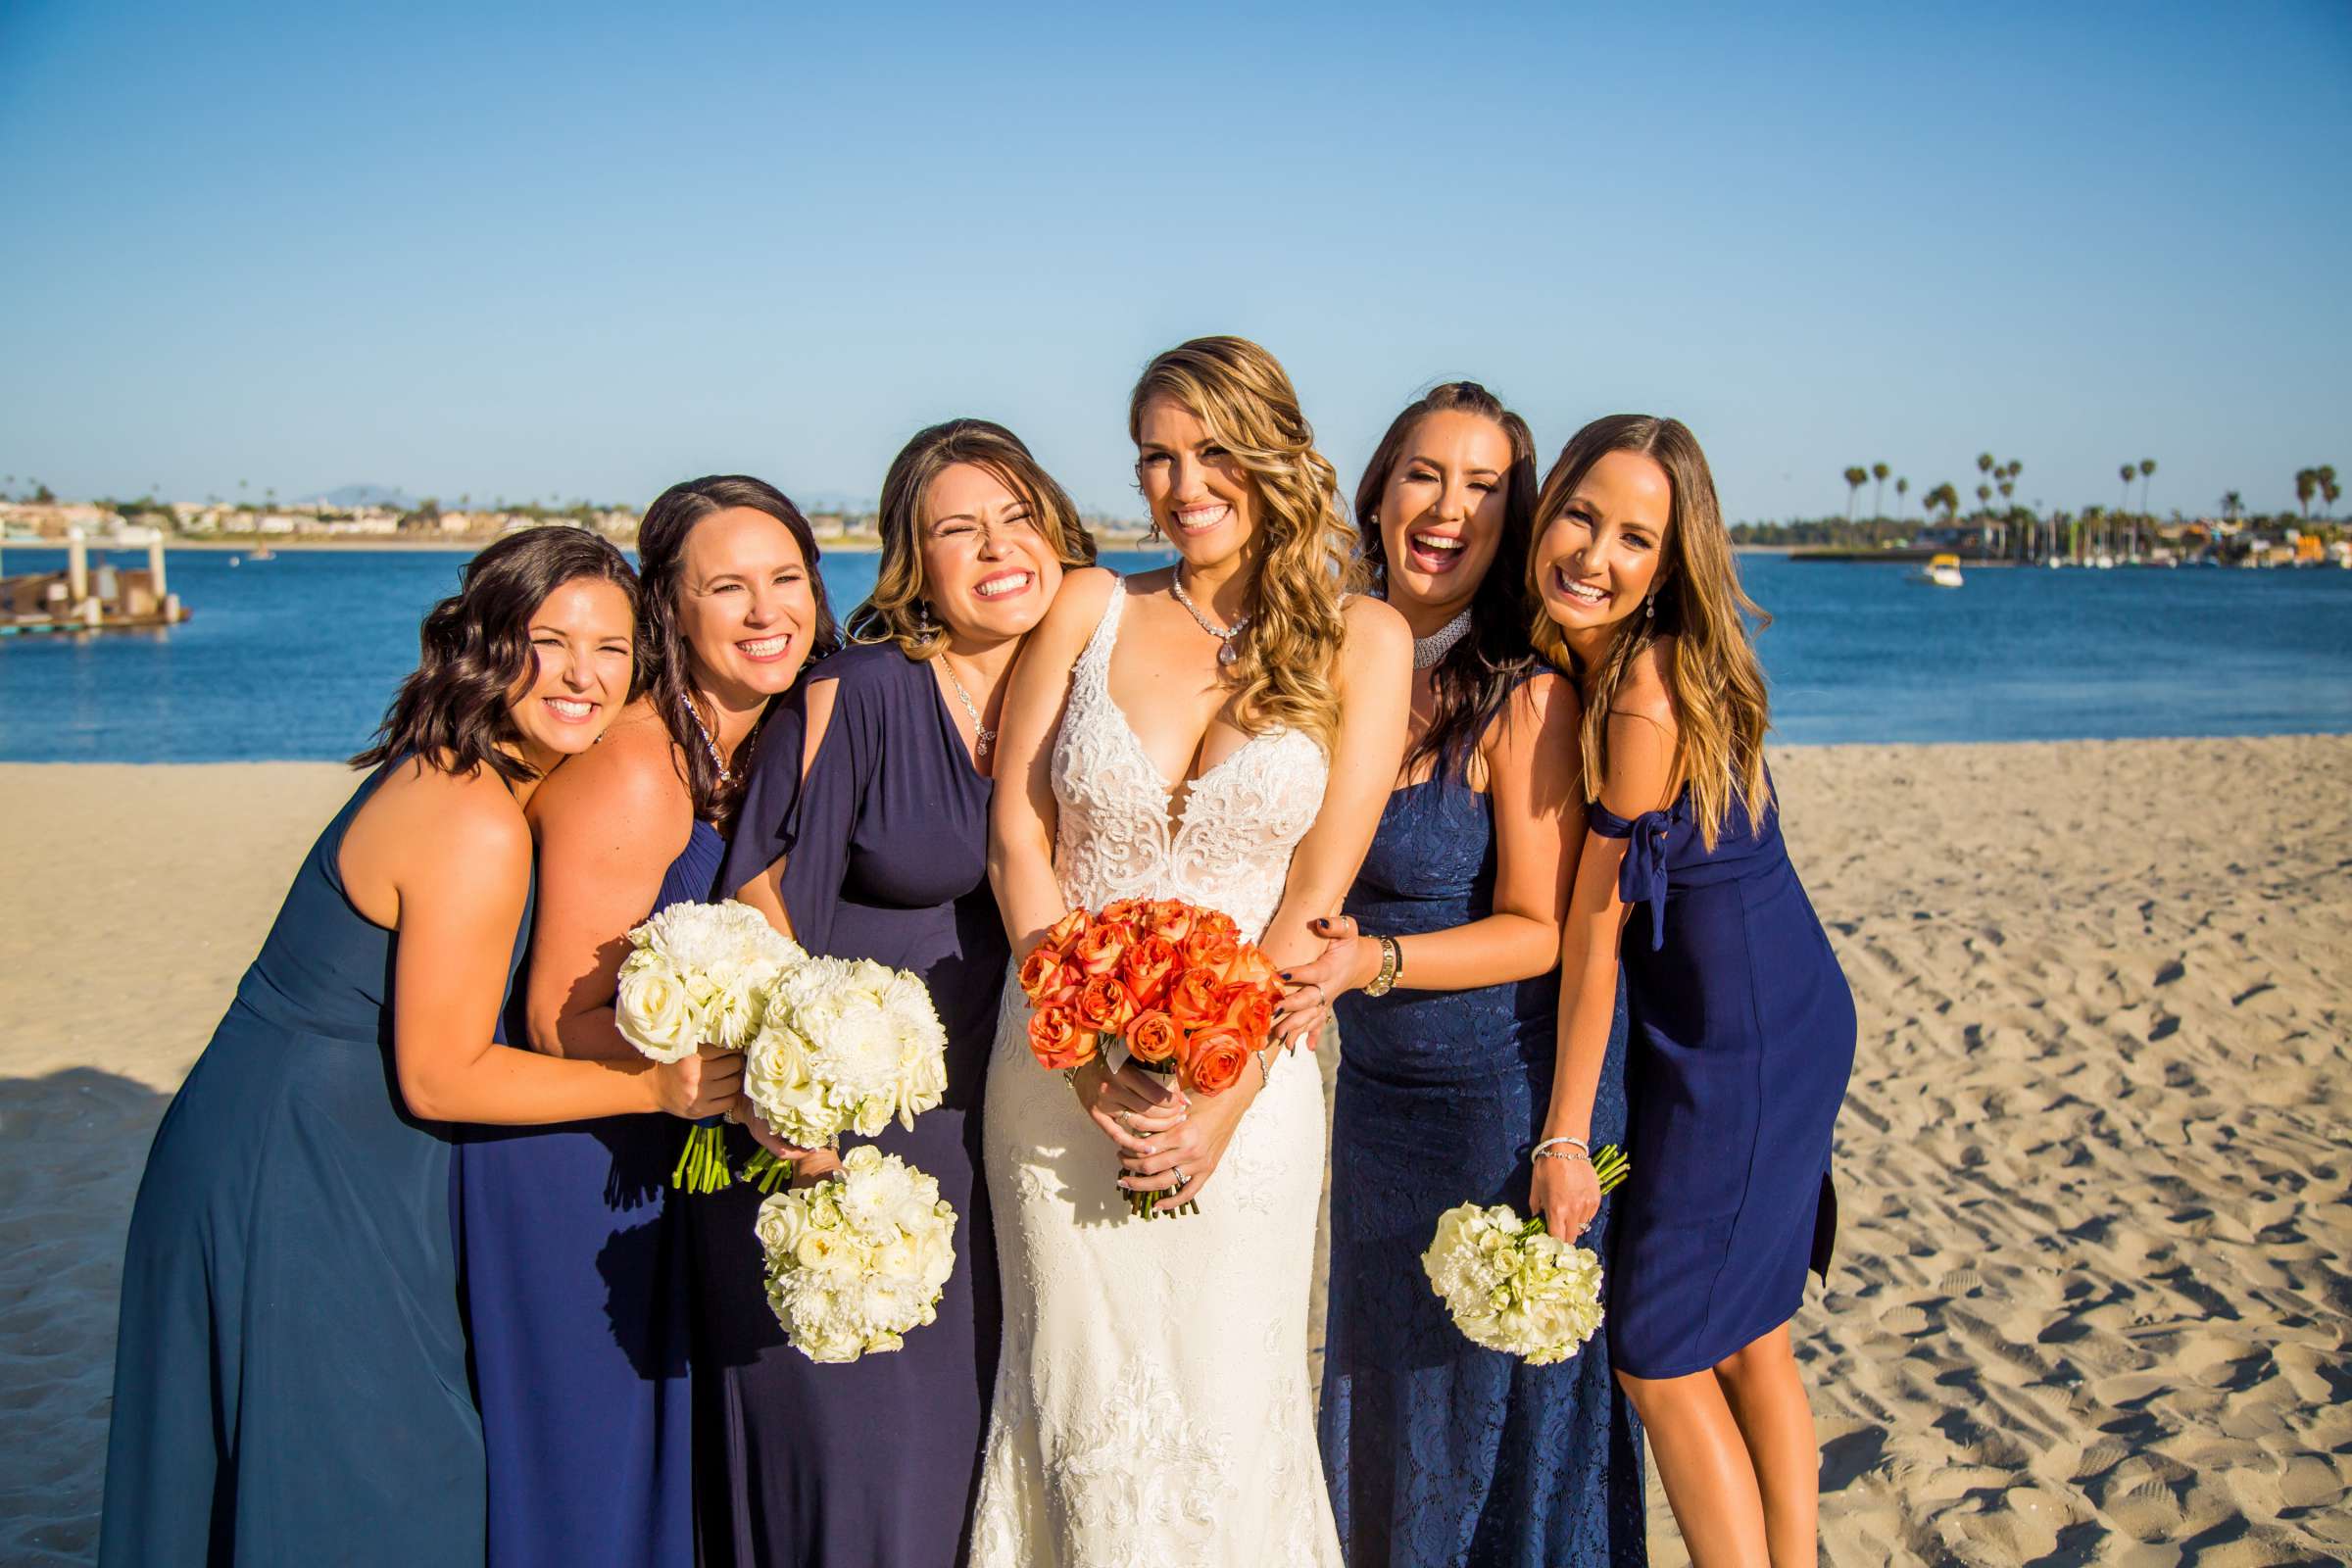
[313,484,416,510]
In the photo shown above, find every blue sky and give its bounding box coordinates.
[2,0,2346,521]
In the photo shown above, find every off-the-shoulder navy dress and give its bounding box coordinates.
[1592,769,1854,1378]
[692,641,1006,1567]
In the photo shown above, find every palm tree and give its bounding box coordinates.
[1894,476,1909,517]
[1842,466,1867,520]
[1871,462,1890,519]
[2295,467,2318,519]
[2319,465,2340,518]
[2138,459,2156,515]
[2223,490,2242,521]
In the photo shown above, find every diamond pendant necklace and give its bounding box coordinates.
[1170,564,1251,667]
[937,654,997,758]
[1411,606,1475,670]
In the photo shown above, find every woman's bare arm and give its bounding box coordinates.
[523,720,695,1060]
[988,567,1118,956]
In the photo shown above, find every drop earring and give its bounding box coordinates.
[917,600,938,633]
[1643,593,1656,619]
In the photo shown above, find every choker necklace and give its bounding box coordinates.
[1170,564,1251,666]
[1412,607,1474,670]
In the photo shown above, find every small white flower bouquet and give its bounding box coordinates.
[756,1145,957,1362]
[613,900,806,1191]
[1421,1146,1630,1364]
[738,954,949,1193]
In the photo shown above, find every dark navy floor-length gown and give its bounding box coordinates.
[694,641,1006,1567]
[451,819,722,1568]
[1593,769,1855,1378]
[1320,769,1647,1568]
[102,761,527,1567]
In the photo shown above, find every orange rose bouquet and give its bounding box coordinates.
[1017,898,1281,1218]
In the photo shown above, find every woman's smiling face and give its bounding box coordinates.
[1534,448,1675,636]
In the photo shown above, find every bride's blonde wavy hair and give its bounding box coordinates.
[1127,336,1362,751]
[1528,415,1773,850]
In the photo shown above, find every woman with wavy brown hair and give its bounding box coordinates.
[1531,416,1853,1568]
[102,529,743,1568]
[972,336,1411,1565]
[694,420,1094,1567]
[455,478,836,1568]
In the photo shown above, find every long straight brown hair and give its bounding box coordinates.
[1527,415,1772,848]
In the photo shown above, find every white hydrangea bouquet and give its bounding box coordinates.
[756,1144,957,1362]
[1421,1145,1630,1364]
[738,954,950,1193]
[612,899,806,1192]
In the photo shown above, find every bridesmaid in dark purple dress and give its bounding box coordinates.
[695,420,1095,1567]
[454,477,838,1568]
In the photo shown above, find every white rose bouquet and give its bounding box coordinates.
[1421,1146,1630,1364]
[755,1145,957,1362]
[737,954,949,1192]
[612,899,806,1192]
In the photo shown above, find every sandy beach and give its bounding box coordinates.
[4,736,2346,1566]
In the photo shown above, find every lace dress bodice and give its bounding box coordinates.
[1051,579,1328,941]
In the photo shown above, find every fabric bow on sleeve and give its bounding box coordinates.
[1615,811,1674,952]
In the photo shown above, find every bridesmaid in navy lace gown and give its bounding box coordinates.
[1532,416,1853,1568]
[1291,384,1644,1566]
[103,531,741,1567]
[693,421,1095,1566]
[455,478,836,1568]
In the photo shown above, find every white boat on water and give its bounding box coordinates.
[1908,552,1964,589]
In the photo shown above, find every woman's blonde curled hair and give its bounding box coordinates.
[847,417,1098,659]
[1527,415,1773,850]
[1127,336,1362,751]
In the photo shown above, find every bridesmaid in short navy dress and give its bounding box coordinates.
[1592,776,1852,1379]
[691,419,1093,1566]
[1321,772,1646,1566]
[454,475,836,1568]
[1529,413,1853,1563]
[451,823,718,1567]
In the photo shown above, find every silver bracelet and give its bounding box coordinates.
[1254,1045,1278,1086]
[1533,1135,1591,1164]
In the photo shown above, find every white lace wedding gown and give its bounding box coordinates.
[969,580,1344,1567]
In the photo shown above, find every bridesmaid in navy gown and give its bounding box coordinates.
[455,477,836,1568]
[103,530,740,1566]
[1288,384,1644,1566]
[695,419,1094,1566]
[1530,415,1854,1568]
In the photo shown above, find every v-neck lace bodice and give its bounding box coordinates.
[1050,578,1328,942]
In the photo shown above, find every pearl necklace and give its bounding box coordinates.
[1170,564,1251,666]
[1412,607,1475,670]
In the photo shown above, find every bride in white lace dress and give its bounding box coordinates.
[970,337,1410,1566]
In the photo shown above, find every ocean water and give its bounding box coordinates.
[0,546,2345,761]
